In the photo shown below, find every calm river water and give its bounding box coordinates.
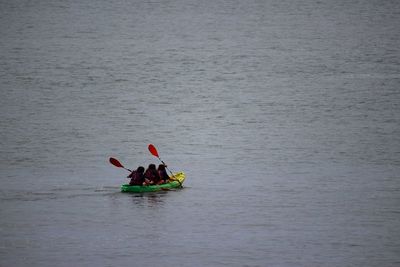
[1,0,399,266]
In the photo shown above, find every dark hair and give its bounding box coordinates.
[148,164,156,170]
[137,166,145,173]
[158,164,165,171]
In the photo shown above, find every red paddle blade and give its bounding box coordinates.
[148,144,159,157]
[109,157,124,168]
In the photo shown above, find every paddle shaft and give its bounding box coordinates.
[122,166,133,172]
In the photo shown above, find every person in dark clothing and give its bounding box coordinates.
[157,164,169,184]
[144,164,160,185]
[127,166,145,185]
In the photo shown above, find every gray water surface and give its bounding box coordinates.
[1,0,400,266]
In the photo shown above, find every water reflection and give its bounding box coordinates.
[128,192,168,207]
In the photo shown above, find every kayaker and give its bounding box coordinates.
[144,164,160,185]
[158,164,169,184]
[127,166,145,185]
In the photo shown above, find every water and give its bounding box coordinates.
[1,0,399,266]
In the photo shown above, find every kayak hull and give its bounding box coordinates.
[121,172,185,193]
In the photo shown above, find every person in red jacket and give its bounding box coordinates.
[157,164,169,184]
[143,164,160,185]
[127,166,145,185]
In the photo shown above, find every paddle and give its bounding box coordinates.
[109,157,132,172]
[148,144,181,186]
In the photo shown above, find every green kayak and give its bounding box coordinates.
[121,172,185,193]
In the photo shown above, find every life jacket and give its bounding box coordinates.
[144,169,160,184]
[129,171,144,185]
[158,169,169,182]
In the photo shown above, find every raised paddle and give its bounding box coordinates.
[109,157,132,172]
[148,144,181,186]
